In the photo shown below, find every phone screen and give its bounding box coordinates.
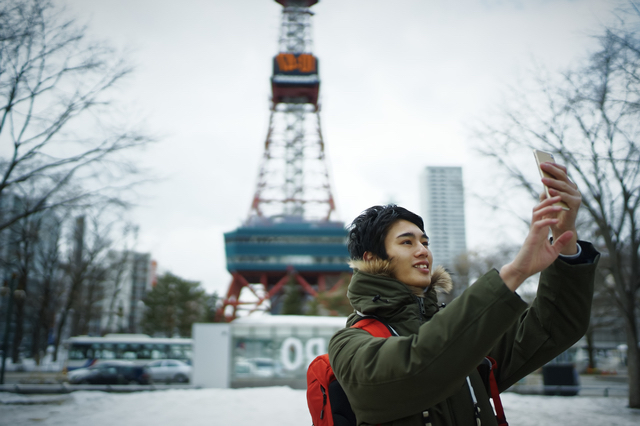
[533,150,570,211]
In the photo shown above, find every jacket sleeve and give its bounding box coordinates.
[328,270,527,424]
[488,240,600,391]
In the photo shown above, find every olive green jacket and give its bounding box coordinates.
[328,241,599,426]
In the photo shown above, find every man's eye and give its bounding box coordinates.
[422,241,429,247]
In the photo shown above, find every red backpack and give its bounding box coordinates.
[306,317,508,426]
[306,318,394,426]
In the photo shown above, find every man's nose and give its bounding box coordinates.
[416,244,429,257]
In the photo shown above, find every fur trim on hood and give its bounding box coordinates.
[348,258,453,296]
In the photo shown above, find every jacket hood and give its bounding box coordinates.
[348,258,453,294]
[345,259,453,329]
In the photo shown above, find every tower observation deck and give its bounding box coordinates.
[218,0,350,321]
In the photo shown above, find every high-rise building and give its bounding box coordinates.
[96,250,154,334]
[420,166,467,273]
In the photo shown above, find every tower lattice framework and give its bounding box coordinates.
[249,1,334,222]
[218,0,350,321]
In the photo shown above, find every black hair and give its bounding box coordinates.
[347,204,425,260]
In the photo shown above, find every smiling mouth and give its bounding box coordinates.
[413,264,429,270]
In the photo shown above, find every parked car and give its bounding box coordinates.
[233,358,282,378]
[145,359,192,383]
[67,361,151,385]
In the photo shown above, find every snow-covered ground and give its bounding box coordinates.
[1,388,639,426]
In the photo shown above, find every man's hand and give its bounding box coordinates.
[539,162,581,255]
[500,196,574,292]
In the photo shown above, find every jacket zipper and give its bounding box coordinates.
[415,295,426,323]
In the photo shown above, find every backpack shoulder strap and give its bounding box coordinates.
[484,356,508,426]
[350,317,395,338]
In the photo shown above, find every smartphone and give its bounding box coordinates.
[533,149,570,211]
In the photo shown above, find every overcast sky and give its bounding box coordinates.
[61,0,616,295]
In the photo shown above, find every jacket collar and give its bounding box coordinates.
[348,258,453,295]
[345,259,452,326]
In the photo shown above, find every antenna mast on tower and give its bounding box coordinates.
[249,0,335,223]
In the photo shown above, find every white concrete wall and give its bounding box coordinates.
[192,323,232,388]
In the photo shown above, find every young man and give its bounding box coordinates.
[328,162,599,426]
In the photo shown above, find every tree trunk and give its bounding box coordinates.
[83,280,102,335]
[52,281,81,362]
[10,274,27,363]
[75,294,88,336]
[625,309,640,408]
[586,327,597,371]
[52,306,69,363]
[10,298,24,363]
[31,318,41,365]
[31,282,51,365]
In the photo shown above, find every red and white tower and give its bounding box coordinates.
[217,0,350,321]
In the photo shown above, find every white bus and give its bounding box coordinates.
[65,334,193,370]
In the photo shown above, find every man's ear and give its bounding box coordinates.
[363,251,376,262]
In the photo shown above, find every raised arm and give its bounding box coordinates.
[500,161,582,291]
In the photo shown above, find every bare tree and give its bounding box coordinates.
[0,195,69,365]
[52,214,113,360]
[0,196,39,362]
[0,206,140,362]
[584,252,627,372]
[0,0,150,233]
[473,10,640,407]
[29,210,63,365]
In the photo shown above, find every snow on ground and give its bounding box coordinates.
[1,387,639,426]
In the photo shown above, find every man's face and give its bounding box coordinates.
[381,219,433,288]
